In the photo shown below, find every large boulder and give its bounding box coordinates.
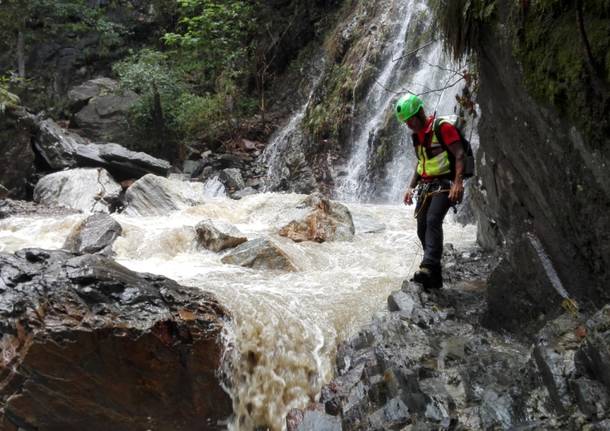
[279,193,355,243]
[0,248,232,431]
[70,78,139,145]
[195,219,247,252]
[122,174,207,216]
[33,118,170,180]
[34,118,89,170]
[221,238,298,271]
[33,168,122,213]
[63,213,122,255]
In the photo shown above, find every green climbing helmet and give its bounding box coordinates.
[395,94,424,123]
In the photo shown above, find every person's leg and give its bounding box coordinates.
[421,192,451,269]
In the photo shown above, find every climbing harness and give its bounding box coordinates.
[413,181,454,219]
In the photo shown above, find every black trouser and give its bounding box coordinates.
[416,187,452,271]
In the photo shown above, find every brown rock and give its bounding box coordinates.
[221,238,297,271]
[279,193,355,243]
[0,249,232,431]
[195,219,247,252]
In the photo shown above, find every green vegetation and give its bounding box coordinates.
[514,0,609,148]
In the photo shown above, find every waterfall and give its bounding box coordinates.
[259,55,327,192]
[332,0,464,203]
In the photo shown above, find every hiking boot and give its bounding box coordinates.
[412,266,443,290]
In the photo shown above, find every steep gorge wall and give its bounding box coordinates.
[471,1,609,330]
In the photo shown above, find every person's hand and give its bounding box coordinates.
[449,181,464,203]
[404,187,415,205]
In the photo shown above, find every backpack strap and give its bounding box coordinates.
[433,117,448,151]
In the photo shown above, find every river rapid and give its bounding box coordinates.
[0,192,476,430]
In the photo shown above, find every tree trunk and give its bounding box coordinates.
[17,28,25,79]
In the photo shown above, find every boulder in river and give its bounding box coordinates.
[0,248,232,431]
[33,168,122,213]
[279,193,355,243]
[221,238,298,271]
[63,213,122,255]
[195,219,247,252]
[122,174,207,216]
[33,118,170,180]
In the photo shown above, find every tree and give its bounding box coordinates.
[162,0,254,86]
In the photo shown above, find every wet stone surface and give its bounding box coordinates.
[288,248,610,430]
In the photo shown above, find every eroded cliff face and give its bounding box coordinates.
[473,1,610,330]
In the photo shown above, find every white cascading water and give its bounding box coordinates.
[0,194,477,430]
[334,0,465,203]
[259,56,326,192]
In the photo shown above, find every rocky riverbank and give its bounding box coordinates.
[0,248,232,431]
[289,247,610,431]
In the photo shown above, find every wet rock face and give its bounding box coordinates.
[195,219,247,252]
[475,2,610,304]
[33,168,122,213]
[279,193,355,243]
[0,199,80,219]
[485,234,568,335]
[0,248,232,431]
[70,78,139,146]
[0,100,36,199]
[122,174,207,216]
[63,213,122,255]
[221,238,297,271]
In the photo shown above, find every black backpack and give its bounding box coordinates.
[433,115,475,179]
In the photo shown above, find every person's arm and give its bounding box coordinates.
[447,142,465,203]
[403,165,420,205]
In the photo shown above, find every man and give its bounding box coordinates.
[396,94,465,289]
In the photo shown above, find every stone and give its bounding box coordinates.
[72,78,140,145]
[0,99,36,199]
[219,168,246,191]
[279,193,355,243]
[387,290,417,318]
[33,118,89,170]
[67,77,119,111]
[485,234,570,335]
[232,187,257,199]
[578,305,610,392]
[122,174,207,216]
[195,219,247,252]
[33,168,122,213]
[0,249,231,431]
[296,410,342,431]
[221,238,297,271]
[571,378,610,419]
[63,213,123,255]
[0,199,80,219]
[32,118,170,181]
[0,183,8,199]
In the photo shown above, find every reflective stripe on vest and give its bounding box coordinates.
[416,130,451,177]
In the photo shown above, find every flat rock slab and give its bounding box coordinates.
[122,174,207,216]
[63,213,122,255]
[195,219,247,252]
[279,193,355,243]
[33,168,121,213]
[221,238,297,271]
[0,248,231,431]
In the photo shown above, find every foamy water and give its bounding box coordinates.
[0,192,476,430]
